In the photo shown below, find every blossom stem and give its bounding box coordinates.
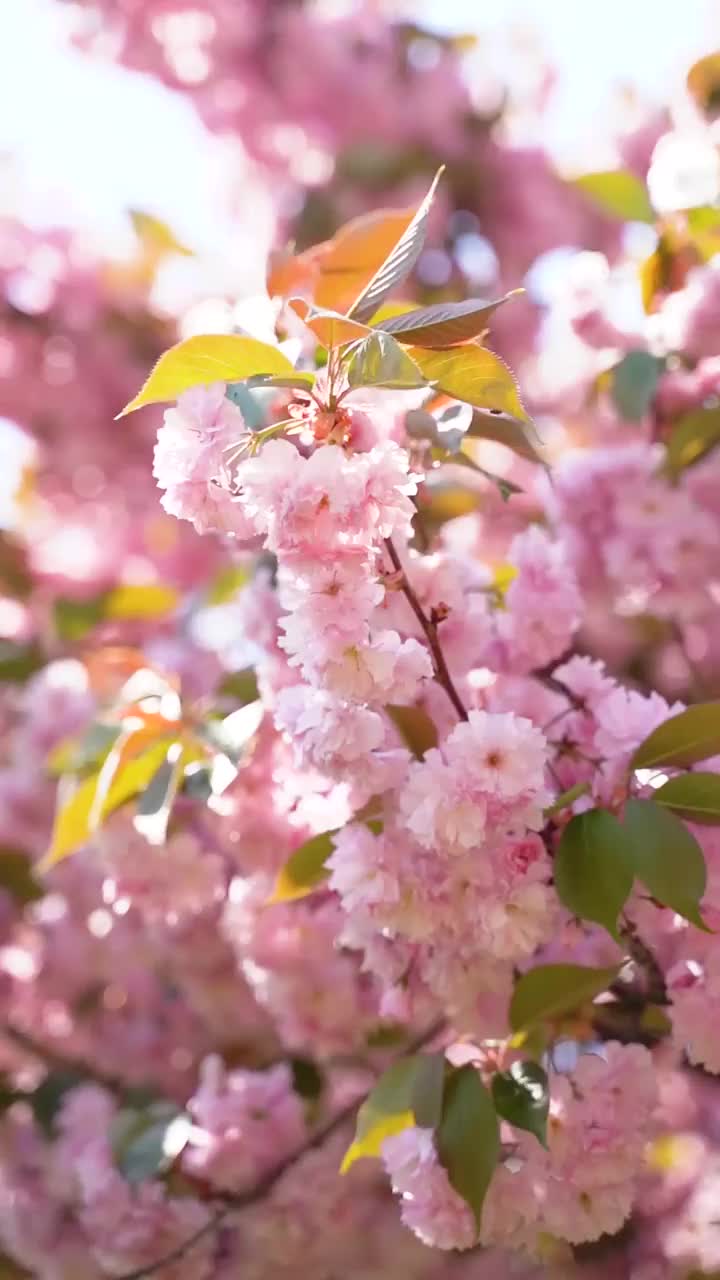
[384,537,468,722]
[115,1017,446,1280]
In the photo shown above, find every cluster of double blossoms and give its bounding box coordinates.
[150,375,695,1255]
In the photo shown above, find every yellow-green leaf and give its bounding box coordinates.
[341,1057,422,1173]
[129,210,193,258]
[408,345,530,421]
[269,830,336,903]
[349,169,443,322]
[509,964,619,1033]
[104,584,179,620]
[118,336,296,416]
[665,407,720,475]
[386,704,438,758]
[572,171,655,223]
[41,738,177,870]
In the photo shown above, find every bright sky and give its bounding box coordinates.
[1,0,718,250]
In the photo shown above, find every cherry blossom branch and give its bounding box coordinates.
[116,1017,446,1280]
[384,537,468,722]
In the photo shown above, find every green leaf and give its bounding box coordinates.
[346,331,426,389]
[509,964,619,1033]
[0,849,44,904]
[245,372,316,390]
[48,722,121,777]
[41,737,179,870]
[32,1069,85,1136]
[631,702,720,770]
[270,830,336,903]
[408,345,530,421]
[654,771,720,824]
[348,168,444,322]
[341,1057,419,1172]
[620,797,709,928]
[465,408,547,466]
[665,407,720,475]
[216,667,259,704]
[611,351,664,421]
[375,293,521,348]
[554,809,634,940]
[112,1101,189,1183]
[436,1065,499,1233]
[206,564,251,606]
[53,595,107,643]
[573,170,655,223]
[544,781,591,816]
[443,448,520,501]
[0,641,44,683]
[411,1053,446,1129]
[386,704,438,758]
[129,210,193,258]
[491,1061,549,1147]
[118,335,296,416]
[289,1057,325,1102]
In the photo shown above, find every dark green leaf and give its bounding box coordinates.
[346,331,426,389]
[611,351,664,421]
[341,1057,419,1171]
[573,171,655,222]
[290,1057,325,1101]
[654,771,720,823]
[665,407,720,475]
[270,829,336,903]
[620,797,709,928]
[437,1065,499,1233]
[492,1061,549,1147]
[465,408,547,466]
[554,809,634,940]
[631,702,720,769]
[0,849,44,905]
[509,964,618,1033]
[348,168,443,322]
[411,1053,446,1129]
[386,704,438,757]
[375,294,519,348]
[0,641,44,683]
[31,1069,85,1136]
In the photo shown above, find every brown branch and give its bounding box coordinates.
[3,1024,128,1097]
[115,1017,446,1280]
[384,538,468,723]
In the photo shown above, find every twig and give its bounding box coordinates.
[384,538,468,722]
[114,1017,446,1279]
[3,1024,127,1097]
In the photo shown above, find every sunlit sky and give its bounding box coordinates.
[1,0,718,252]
